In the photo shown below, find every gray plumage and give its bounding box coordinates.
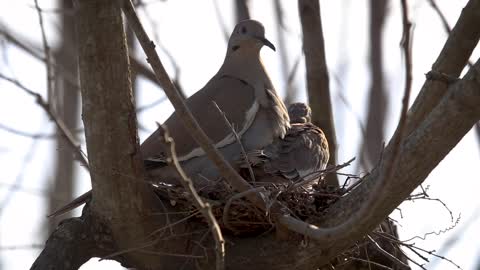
[142,20,290,186]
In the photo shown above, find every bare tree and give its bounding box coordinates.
[23,0,480,269]
[47,0,79,233]
[298,0,339,186]
[360,0,388,170]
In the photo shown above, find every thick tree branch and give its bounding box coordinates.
[289,58,480,268]
[31,206,115,270]
[235,0,250,23]
[403,0,480,136]
[75,0,163,267]
[298,0,339,186]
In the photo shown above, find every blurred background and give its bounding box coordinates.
[0,0,479,269]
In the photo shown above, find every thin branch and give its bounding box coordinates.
[33,0,55,103]
[348,257,393,270]
[0,25,167,94]
[289,157,355,190]
[0,73,89,168]
[158,125,225,270]
[212,0,230,42]
[427,0,451,34]
[367,235,410,269]
[0,122,57,139]
[212,101,255,183]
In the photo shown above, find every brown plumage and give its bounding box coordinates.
[241,103,329,184]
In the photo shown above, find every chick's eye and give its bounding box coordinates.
[240,27,247,34]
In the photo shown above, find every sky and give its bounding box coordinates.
[0,0,479,269]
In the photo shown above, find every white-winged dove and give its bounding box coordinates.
[240,103,329,184]
[142,19,290,186]
[48,20,289,217]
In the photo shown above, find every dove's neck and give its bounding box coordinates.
[220,49,268,87]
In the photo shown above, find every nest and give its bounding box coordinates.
[152,172,347,236]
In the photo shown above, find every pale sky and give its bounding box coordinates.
[0,1,479,269]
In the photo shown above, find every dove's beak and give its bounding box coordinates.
[257,36,276,51]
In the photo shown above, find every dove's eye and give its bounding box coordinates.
[240,27,247,34]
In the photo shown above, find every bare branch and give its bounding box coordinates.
[212,101,256,183]
[212,0,230,42]
[0,73,89,168]
[298,0,338,186]
[33,0,55,103]
[75,0,164,267]
[401,0,480,137]
[235,0,250,23]
[367,235,410,269]
[159,125,225,270]
[360,0,388,169]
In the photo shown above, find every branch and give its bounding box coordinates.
[31,207,114,270]
[298,0,339,186]
[33,0,55,102]
[288,57,480,267]
[0,25,166,95]
[0,74,89,168]
[75,0,163,267]
[159,125,225,270]
[401,0,480,136]
[235,0,251,23]
[360,0,388,169]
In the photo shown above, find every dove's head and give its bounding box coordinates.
[288,103,312,124]
[228,20,276,54]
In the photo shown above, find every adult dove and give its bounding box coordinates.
[49,19,290,217]
[142,19,290,186]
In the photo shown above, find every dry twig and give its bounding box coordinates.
[0,73,89,168]
[212,101,256,183]
[158,125,225,270]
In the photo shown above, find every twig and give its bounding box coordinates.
[348,257,393,270]
[366,235,410,269]
[289,157,355,190]
[0,136,40,214]
[427,0,451,34]
[403,214,460,242]
[0,122,57,139]
[0,25,166,94]
[0,73,89,168]
[212,0,230,42]
[0,244,44,250]
[212,101,255,183]
[158,125,225,270]
[406,196,454,222]
[33,0,55,103]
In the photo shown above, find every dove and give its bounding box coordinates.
[49,19,290,217]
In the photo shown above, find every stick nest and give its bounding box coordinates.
[153,173,347,236]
